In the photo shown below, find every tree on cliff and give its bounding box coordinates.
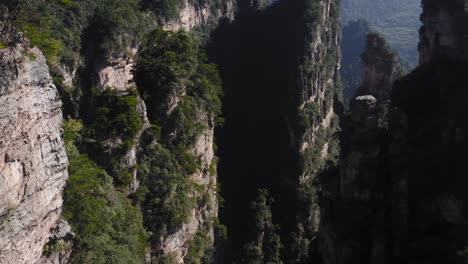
[242,189,283,264]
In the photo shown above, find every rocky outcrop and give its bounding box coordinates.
[160,116,218,262]
[36,219,74,264]
[163,0,235,32]
[285,0,343,262]
[316,32,400,264]
[297,0,341,177]
[294,0,341,234]
[358,33,402,102]
[0,46,68,264]
[96,54,137,92]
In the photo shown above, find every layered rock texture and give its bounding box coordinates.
[3,0,468,263]
[163,0,235,31]
[0,46,68,263]
[158,113,218,262]
[291,0,342,261]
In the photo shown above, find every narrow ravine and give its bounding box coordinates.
[208,0,306,260]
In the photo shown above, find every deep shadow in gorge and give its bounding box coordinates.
[207,0,309,260]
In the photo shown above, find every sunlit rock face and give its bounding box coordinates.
[163,0,235,31]
[0,46,68,264]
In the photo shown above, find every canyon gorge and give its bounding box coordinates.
[0,0,467,263]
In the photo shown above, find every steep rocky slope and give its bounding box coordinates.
[289,0,342,262]
[0,45,69,263]
[205,0,342,262]
[3,0,468,263]
[0,0,234,263]
[385,0,468,261]
[318,33,401,264]
[317,1,468,263]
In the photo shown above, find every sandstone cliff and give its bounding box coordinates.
[0,45,68,264]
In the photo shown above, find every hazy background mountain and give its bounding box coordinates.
[342,0,421,66]
[341,0,421,105]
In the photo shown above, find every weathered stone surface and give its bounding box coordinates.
[159,114,217,263]
[0,46,68,264]
[36,219,74,264]
[96,51,137,92]
[163,0,235,32]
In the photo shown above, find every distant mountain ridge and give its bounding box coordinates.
[342,0,421,66]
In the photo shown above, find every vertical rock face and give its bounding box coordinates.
[0,46,68,264]
[96,53,138,92]
[317,1,468,263]
[291,0,342,261]
[319,34,400,264]
[163,0,235,31]
[297,0,341,178]
[386,1,468,261]
[159,116,218,262]
[358,33,402,102]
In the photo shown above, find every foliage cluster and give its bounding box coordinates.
[10,0,145,65]
[137,136,198,242]
[241,189,283,264]
[184,226,214,264]
[134,29,223,127]
[83,88,143,186]
[62,118,148,264]
[133,29,224,257]
[88,88,143,152]
[141,0,185,20]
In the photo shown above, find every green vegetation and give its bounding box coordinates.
[137,137,197,240]
[9,0,145,66]
[185,227,214,264]
[83,88,143,186]
[157,254,178,264]
[134,29,224,256]
[89,0,145,59]
[141,0,185,19]
[242,189,283,264]
[43,239,72,254]
[0,40,7,49]
[134,29,223,134]
[62,118,148,264]
[88,88,143,151]
[22,18,63,65]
